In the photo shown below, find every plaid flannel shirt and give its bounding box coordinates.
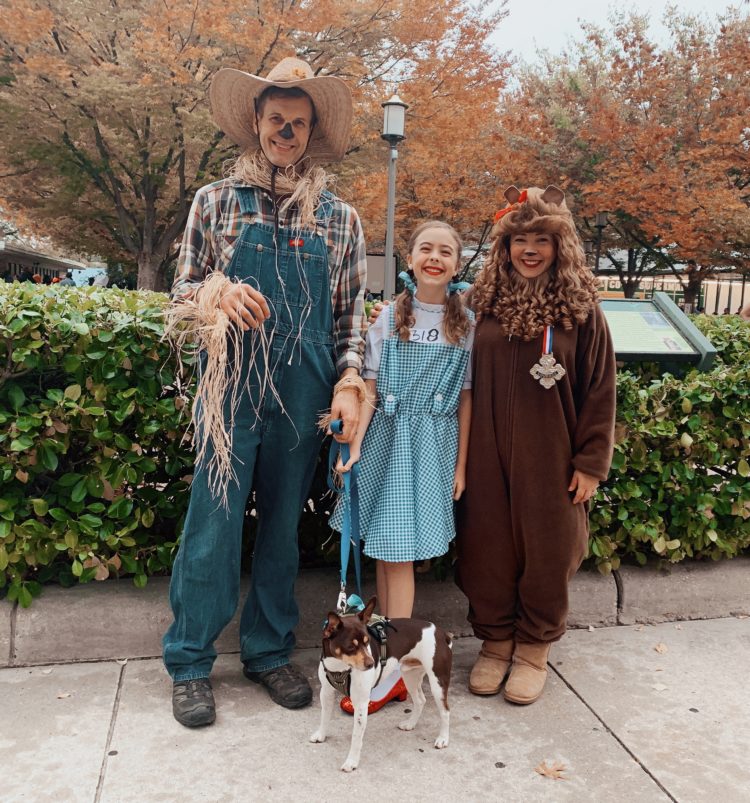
[172,178,367,372]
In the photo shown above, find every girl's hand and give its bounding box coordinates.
[368,300,390,326]
[569,469,599,504]
[336,443,361,473]
[453,465,466,500]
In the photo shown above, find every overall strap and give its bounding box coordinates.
[234,185,259,216]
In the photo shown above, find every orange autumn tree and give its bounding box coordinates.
[0,0,508,289]
[493,9,750,303]
[345,3,509,268]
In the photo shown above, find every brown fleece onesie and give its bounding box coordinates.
[456,303,616,645]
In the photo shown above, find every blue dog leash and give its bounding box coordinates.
[328,419,363,612]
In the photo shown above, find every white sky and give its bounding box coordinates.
[488,0,745,62]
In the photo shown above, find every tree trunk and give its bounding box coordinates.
[137,253,167,292]
[683,276,702,307]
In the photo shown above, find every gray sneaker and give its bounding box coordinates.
[172,678,216,727]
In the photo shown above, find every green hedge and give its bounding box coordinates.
[1,285,748,606]
[0,285,192,606]
[589,314,750,569]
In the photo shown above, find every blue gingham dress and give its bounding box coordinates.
[331,304,473,562]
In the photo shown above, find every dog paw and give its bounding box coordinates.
[398,719,417,731]
[309,731,326,743]
[434,736,449,749]
[340,760,358,772]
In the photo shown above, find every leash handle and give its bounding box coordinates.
[328,419,362,601]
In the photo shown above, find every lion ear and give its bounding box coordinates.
[504,185,521,204]
[541,185,565,205]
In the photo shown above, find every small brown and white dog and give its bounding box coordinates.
[309,596,452,772]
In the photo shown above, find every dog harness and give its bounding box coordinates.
[321,614,395,696]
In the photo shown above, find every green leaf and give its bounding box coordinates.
[10,435,33,451]
[71,559,83,577]
[62,354,82,372]
[64,384,82,401]
[133,573,148,588]
[0,547,8,571]
[64,531,79,549]
[738,459,750,478]
[86,476,104,497]
[31,498,48,516]
[18,585,33,608]
[141,508,155,528]
[71,479,88,503]
[39,443,59,471]
[7,383,26,411]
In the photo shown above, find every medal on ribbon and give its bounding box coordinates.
[530,325,566,389]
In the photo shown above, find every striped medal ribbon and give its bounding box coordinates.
[530,325,566,389]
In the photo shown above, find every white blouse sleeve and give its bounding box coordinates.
[362,307,390,380]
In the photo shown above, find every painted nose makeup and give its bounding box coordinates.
[278,123,294,140]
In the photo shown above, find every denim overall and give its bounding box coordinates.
[163,187,337,681]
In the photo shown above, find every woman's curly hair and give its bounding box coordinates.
[472,187,599,340]
[394,220,471,345]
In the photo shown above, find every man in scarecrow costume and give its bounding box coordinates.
[163,58,367,726]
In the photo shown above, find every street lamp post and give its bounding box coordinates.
[593,212,608,273]
[381,94,408,300]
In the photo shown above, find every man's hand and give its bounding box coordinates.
[218,283,270,331]
[568,469,599,504]
[330,386,360,444]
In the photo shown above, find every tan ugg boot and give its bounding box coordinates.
[503,642,551,705]
[468,639,514,695]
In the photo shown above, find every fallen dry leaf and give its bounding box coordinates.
[652,683,668,692]
[635,625,644,631]
[587,625,595,632]
[57,692,72,699]
[535,760,567,780]
[41,668,53,675]
[654,643,668,654]
[675,624,683,629]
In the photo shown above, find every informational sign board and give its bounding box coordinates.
[600,293,717,370]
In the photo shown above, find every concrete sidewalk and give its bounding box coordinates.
[3,561,750,802]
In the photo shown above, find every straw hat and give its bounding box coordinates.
[210,57,353,162]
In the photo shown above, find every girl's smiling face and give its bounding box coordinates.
[509,231,557,279]
[408,226,460,295]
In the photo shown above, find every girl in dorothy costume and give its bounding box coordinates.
[331,220,474,714]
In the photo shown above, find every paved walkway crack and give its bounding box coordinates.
[94,662,127,803]
[613,568,625,624]
[549,663,679,802]
[8,600,18,666]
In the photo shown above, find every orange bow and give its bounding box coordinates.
[494,189,528,222]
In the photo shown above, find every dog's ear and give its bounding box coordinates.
[359,596,377,622]
[323,612,342,639]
